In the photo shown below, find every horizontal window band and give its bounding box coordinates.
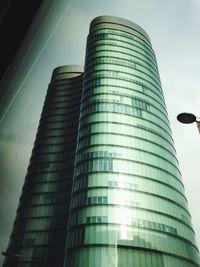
[84,68,163,98]
[82,85,167,117]
[83,74,166,109]
[43,100,80,108]
[32,145,76,153]
[86,41,157,72]
[15,213,69,220]
[41,106,80,114]
[37,123,78,131]
[37,119,78,128]
[67,223,198,252]
[73,173,187,204]
[86,45,157,74]
[36,130,78,140]
[89,23,151,44]
[66,243,199,266]
[73,176,186,205]
[29,160,75,167]
[46,90,81,99]
[87,32,155,60]
[48,78,82,85]
[43,97,81,106]
[6,243,65,252]
[49,78,82,85]
[88,27,154,54]
[27,167,74,175]
[49,76,83,84]
[40,115,78,123]
[74,157,184,191]
[85,42,157,75]
[32,140,77,148]
[38,119,79,127]
[79,119,175,152]
[79,109,172,142]
[44,94,81,103]
[27,164,74,172]
[10,227,68,236]
[87,31,156,63]
[71,186,189,218]
[83,71,165,106]
[42,102,80,110]
[7,240,66,250]
[48,82,82,91]
[22,182,72,191]
[70,201,192,235]
[84,67,162,97]
[36,125,78,132]
[81,97,170,127]
[74,156,182,186]
[35,131,77,139]
[18,198,71,208]
[86,48,158,79]
[32,148,76,155]
[83,82,167,115]
[18,199,71,210]
[40,113,80,121]
[80,111,173,143]
[85,57,160,87]
[78,124,176,158]
[85,53,158,76]
[23,176,73,185]
[48,84,82,92]
[43,102,80,110]
[30,153,75,162]
[75,150,180,180]
[31,149,76,158]
[23,185,72,192]
[13,216,69,227]
[88,26,152,48]
[81,92,169,124]
[20,189,72,198]
[20,194,71,204]
[27,162,74,170]
[31,149,76,157]
[76,133,179,170]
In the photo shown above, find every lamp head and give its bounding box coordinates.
[177,112,196,124]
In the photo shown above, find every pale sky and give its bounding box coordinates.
[0,0,200,264]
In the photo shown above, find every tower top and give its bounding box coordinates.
[52,65,84,81]
[90,15,151,44]
[53,65,84,75]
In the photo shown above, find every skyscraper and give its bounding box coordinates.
[3,66,83,267]
[64,16,200,267]
[3,15,200,267]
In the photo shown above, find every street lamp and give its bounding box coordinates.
[177,112,200,133]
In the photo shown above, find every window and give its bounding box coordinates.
[99,159,113,171]
[86,216,108,224]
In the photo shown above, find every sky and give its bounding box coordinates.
[0,0,200,264]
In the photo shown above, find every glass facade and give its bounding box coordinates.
[64,16,200,267]
[3,15,200,267]
[3,66,83,267]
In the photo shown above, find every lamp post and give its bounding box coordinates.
[177,112,200,133]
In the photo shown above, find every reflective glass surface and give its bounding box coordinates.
[3,67,83,267]
[63,16,200,267]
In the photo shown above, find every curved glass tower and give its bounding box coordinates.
[64,16,200,267]
[3,15,200,267]
[3,66,83,267]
